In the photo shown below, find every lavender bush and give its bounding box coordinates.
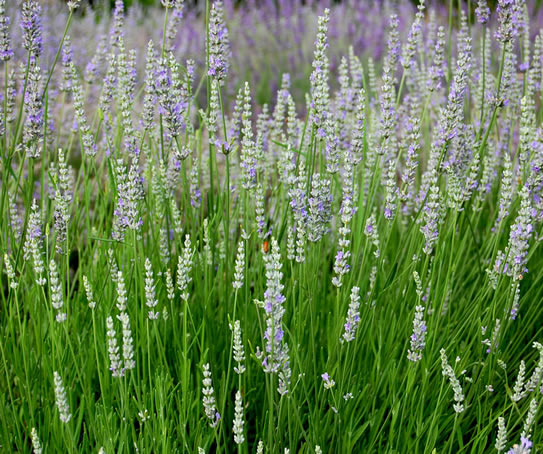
[1,0,543,452]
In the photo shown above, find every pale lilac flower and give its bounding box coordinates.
[341,286,361,343]
[112,160,144,241]
[23,61,43,158]
[508,437,532,454]
[321,372,335,390]
[307,174,332,242]
[407,305,426,362]
[24,200,46,286]
[256,238,290,395]
[365,211,380,258]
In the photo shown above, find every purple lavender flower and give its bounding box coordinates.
[495,0,520,43]
[208,0,230,85]
[256,238,290,395]
[23,61,43,158]
[155,54,187,137]
[475,0,490,24]
[112,160,144,241]
[21,0,42,57]
[307,174,332,242]
[407,305,426,362]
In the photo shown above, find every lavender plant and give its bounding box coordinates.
[1,1,543,453]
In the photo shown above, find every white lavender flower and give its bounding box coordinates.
[521,398,538,439]
[401,0,425,70]
[144,258,159,320]
[53,371,71,423]
[118,311,135,371]
[341,286,361,343]
[309,9,330,133]
[202,363,220,427]
[71,63,97,157]
[440,348,465,413]
[407,305,426,362]
[106,316,123,377]
[240,82,257,190]
[230,319,245,374]
[233,240,245,290]
[190,161,201,208]
[4,254,17,289]
[233,390,245,444]
[165,268,175,301]
[67,0,80,12]
[30,427,42,454]
[496,417,507,452]
[82,275,95,309]
[384,160,397,220]
[524,342,543,394]
[116,270,127,312]
[49,260,66,323]
[255,184,267,239]
[177,235,193,302]
[512,360,526,402]
[202,219,212,267]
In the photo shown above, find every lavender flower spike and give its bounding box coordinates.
[208,0,230,85]
[0,0,13,61]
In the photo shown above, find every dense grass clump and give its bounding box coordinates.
[1,0,543,452]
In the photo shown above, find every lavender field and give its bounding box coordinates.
[2,0,543,452]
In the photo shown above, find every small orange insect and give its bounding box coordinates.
[262,240,270,253]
